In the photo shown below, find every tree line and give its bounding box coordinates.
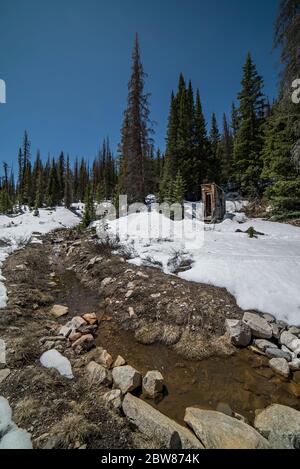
[1,0,299,219]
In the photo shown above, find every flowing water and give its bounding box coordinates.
[56,270,300,425]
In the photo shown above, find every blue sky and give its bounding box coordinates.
[0,0,280,172]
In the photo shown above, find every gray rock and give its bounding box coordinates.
[263,313,276,323]
[94,348,113,368]
[254,339,278,352]
[281,345,296,359]
[277,320,288,330]
[271,323,281,340]
[101,277,113,288]
[58,325,72,338]
[288,327,300,337]
[86,361,112,386]
[112,365,142,394]
[290,359,300,371]
[113,355,126,367]
[103,389,122,410]
[280,331,300,352]
[269,358,290,378]
[243,312,272,339]
[143,370,165,398]
[0,339,6,369]
[265,348,292,361]
[0,368,10,384]
[50,305,69,318]
[254,404,300,449]
[122,393,203,449]
[225,319,252,347]
[184,408,270,449]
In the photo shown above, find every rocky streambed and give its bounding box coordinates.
[1,228,300,449]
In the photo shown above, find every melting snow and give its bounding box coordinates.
[40,349,74,379]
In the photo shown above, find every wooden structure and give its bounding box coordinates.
[201,183,226,223]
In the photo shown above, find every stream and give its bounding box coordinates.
[54,270,300,425]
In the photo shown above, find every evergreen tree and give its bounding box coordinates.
[82,181,95,227]
[64,156,73,208]
[172,170,185,204]
[118,34,153,203]
[220,114,233,183]
[233,53,265,195]
[46,159,60,207]
[207,113,222,183]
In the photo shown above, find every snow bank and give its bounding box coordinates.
[0,207,80,308]
[98,209,300,325]
[40,349,74,379]
[0,396,32,449]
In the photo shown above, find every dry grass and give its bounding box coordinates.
[51,413,101,448]
[13,397,40,427]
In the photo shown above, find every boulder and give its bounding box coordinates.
[290,359,300,371]
[225,320,251,347]
[184,408,269,449]
[69,331,82,342]
[71,334,94,351]
[277,320,288,330]
[265,348,292,362]
[262,313,276,323]
[269,358,290,378]
[50,305,69,318]
[103,389,122,410]
[253,339,277,352]
[82,313,98,325]
[122,394,203,449]
[112,365,142,394]
[0,369,10,384]
[280,331,300,352]
[95,348,113,368]
[288,327,300,337]
[271,323,281,340]
[254,404,300,449]
[69,316,87,329]
[0,339,6,369]
[113,355,126,367]
[58,325,72,338]
[243,312,272,339]
[86,361,112,386]
[143,370,165,398]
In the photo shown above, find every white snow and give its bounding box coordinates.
[0,207,80,308]
[96,204,300,325]
[0,396,32,449]
[40,349,74,379]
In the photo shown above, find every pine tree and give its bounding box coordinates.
[46,159,60,207]
[118,34,153,203]
[207,113,222,184]
[82,181,95,227]
[220,114,233,183]
[233,53,265,195]
[172,170,185,204]
[64,156,73,208]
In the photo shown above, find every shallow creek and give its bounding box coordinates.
[55,270,300,425]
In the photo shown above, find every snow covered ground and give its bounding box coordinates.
[97,202,300,325]
[0,207,80,308]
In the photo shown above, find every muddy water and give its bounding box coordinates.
[56,271,300,425]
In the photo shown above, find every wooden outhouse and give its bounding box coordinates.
[201,183,226,223]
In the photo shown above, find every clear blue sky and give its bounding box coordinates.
[0,0,280,173]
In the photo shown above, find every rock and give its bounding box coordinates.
[225,319,251,347]
[103,389,122,410]
[101,277,113,288]
[95,348,113,368]
[125,290,134,299]
[143,370,165,398]
[77,324,98,336]
[271,323,281,340]
[44,341,55,350]
[184,408,270,449]
[112,365,142,394]
[71,334,94,351]
[82,313,98,325]
[50,305,69,318]
[69,316,87,329]
[136,271,149,279]
[280,331,300,353]
[69,331,82,342]
[113,355,126,367]
[86,361,112,386]
[281,345,296,358]
[0,339,6,369]
[122,394,203,449]
[243,312,272,339]
[290,359,300,371]
[277,320,288,330]
[253,339,277,352]
[0,368,10,384]
[269,358,290,378]
[254,404,300,449]
[87,256,102,269]
[128,307,136,318]
[288,326,300,337]
[262,313,276,323]
[265,348,292,361]
[58,325,72,338]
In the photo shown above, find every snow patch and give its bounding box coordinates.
[0,396,32,449]
[40,349,74,379]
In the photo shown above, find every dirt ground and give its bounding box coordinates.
[0,227,247,449]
